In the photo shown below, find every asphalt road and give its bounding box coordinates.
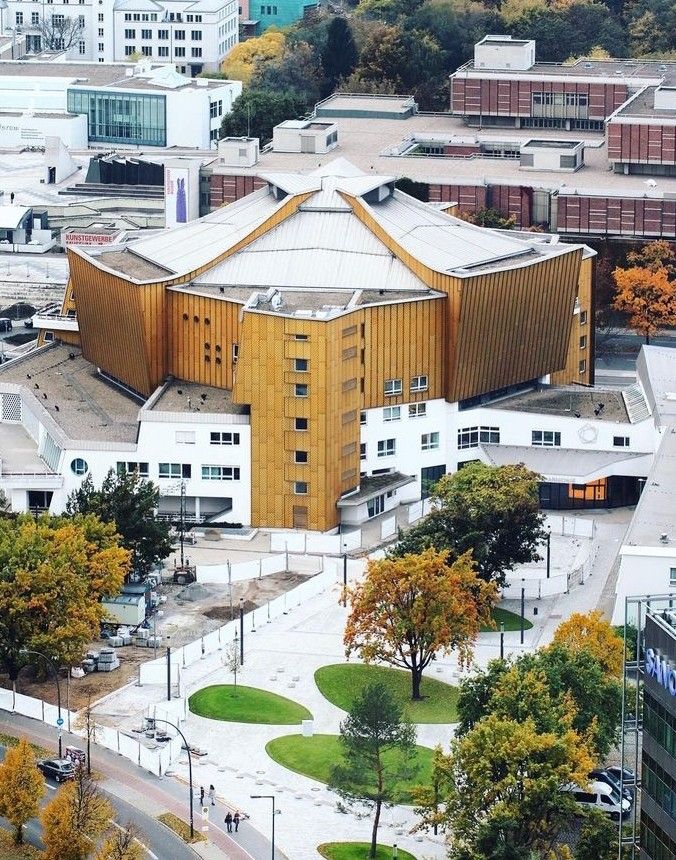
[0,712,279,859]
[0,744,191,859]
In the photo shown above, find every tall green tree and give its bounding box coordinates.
[0,738,45,844]
[66,469,172,577]
[0,515,129,682]
[416,714,593,859]
[330,682,417,859]
[574,809,619,860]
[221,90,310,144]
[393,462,546,588]
[322,17,359,94]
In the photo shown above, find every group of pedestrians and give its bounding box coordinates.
[199,785,242,834]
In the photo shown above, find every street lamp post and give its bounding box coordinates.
[520,585,526,646]
[146,717,194,840]
[239,597,244,666]
[546,526,552,579]
[166,634,172,703]
[499,622,505,661]
[342,551,347,608]
[20,648,62,757]
[250,793,276,860]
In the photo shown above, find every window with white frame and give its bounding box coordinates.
[532,430,561,447]
[294,451,308,464]
[201,465,240,480]
[117,461,149,478]
[421,432,439,450]
[210,431,240,445]
[360,411,367,425]
[671,567,676,587]
[377,439,396,457]
[294,358,308,372]
[294,481,308,494]
[367,495,385,518]
[176,430,196,444]
[295,383,308,397]
[383,406,401,422]
[458,427,479,449]
[411,375,428,392]
[613,436,630,448]
[159,463,191,478]
[295,418,308,431]
[360,443,366,460]
[384,378,402,396]
[409,403,427,418]
[479,427,500,444]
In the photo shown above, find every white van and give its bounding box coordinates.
[566,780,631,820]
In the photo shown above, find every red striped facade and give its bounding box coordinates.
[557,195,676,237]
[208,173,266,208]
[607,122,676,165]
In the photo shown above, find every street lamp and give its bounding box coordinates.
[545,526,552,579]
[239,597,244,666]
[20,648,63,757]
[146,717,194,840]
[250,794,277,860]
[166,634,172,703]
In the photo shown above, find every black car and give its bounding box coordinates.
[605,766,636,797]
[37,758,76,782]
[590,768,634,803]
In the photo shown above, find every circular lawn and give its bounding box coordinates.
[314,663,459,723]
[189,685,312,725]
[482,607,534,632]
[265,733,433,803]
[318,844,418,860]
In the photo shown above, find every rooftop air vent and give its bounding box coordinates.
[660,533,670,544]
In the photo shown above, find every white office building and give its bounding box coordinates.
[0,0,238,72]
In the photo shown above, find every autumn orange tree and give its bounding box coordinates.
[0,514,129,686]
[612,261,676,344]
[551,609,624,676]
[626,239,676,276]
[41,768,113,860]
[344,548,497,700]
[0,738,45,844]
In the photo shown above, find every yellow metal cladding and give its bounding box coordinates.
[232,311,361,531]
[551,255,593,386]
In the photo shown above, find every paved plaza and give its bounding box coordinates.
[89,509,630,860]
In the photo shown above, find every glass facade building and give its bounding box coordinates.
[641,611,676,859]
[67,89,167,146]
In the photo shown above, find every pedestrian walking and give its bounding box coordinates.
[208,784,216,806]
[233,811,240,832]
[200,786,205,806]
[225,812,233,832]
[10,192,14,204]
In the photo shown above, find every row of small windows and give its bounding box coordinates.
[458,426,500,449]
[642,751,676,820]
[384,376,428,396]
[126,44,202,57]
[642,814,676,860]
[360,433,439,460]
[103,462,241,481]
[361,403,427,424]
[124,28,203,39]
[124,11,202,20]
[644,692,676,759]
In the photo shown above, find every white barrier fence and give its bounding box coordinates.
[503,571,569,599]
[195,553,322,585]
[380,515,396,541]
[0,686,183,777]
[139,559,342,685]
[269,530,362,555]
[545,514,595,539]
[407,498,434,525]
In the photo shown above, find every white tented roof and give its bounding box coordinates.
[0,205,30,229]
[481,444,652,483]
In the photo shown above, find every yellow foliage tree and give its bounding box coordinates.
[344,548,498,699]
[550,609,624,676]
[613,264,676,343]
[500,0,547,22]
[627,239,676,276]
[95,823,144,860]
[220,30,285,84]
[41,770,113,860]
[0,738,45,844]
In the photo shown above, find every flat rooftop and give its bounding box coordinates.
[0,344,140,443]
[611,85,676,119]
[622,429,676,549]
[316,94,417,117]
[150,379,249,415]
[491,385,631,422]
[205,99,676,197]
[0,423,52,474]
[458,57,676,85]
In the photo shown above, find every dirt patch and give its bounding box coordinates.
[3,571,314,711]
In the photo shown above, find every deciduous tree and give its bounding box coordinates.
[574,809,618,860]
[221,90,310,144]
[41,769,113,860]
[419,715,593,858]
[219,30,285,83]
[95,823,144,860]
[551,610,624,675]
[251,40,324,105]
[0,515,128,684]
[329,682,417,859]
[66,470,172,577]
[393,462,546,588]
[459,207,517,229]
[345,548,496,699]
[612,264,676,343]
[0,738,45,844]
[37,14,84,50]
[627,239,676,276]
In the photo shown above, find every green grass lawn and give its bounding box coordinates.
[266,734,433,803]
[314,664,458,724]
[481,607,533,632]
[188,685,312,725]
[318,843,417,860]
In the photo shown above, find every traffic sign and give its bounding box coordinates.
[56,717,64,727]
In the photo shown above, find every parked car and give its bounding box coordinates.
[605,765,636,788]
[590,768,634,802]
[566,780,631,821]
[0,318,12,332]
[37,758,75,782]
[23,318,33,328]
